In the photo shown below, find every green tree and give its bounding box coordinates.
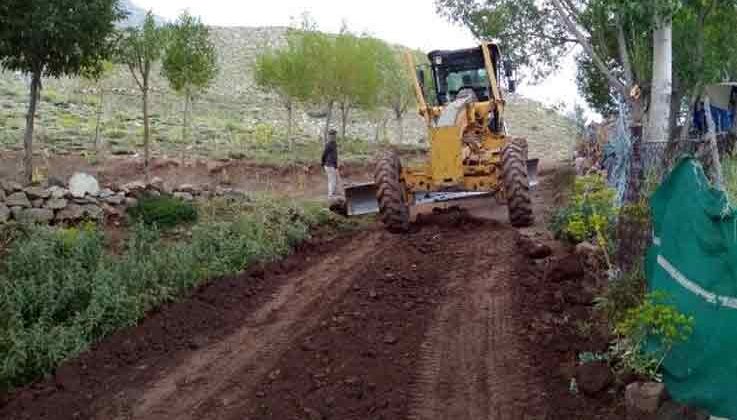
[254,29,313,147]
[117,11,166,179]
[162,11,218,143]
[81,60,115,154]
[0,0,124,183]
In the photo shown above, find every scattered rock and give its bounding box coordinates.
[654,400,710,420]
[100,203,121,217]
[56,204,86,222]
[82,205,104,220]
[149,177,165,191]
[207,161,229,173]
[105,195,126,206]
[173,192,194,201]
[31,199,44,208]
[1,180,23,193]
[517,234,553,260]
[18,208,55,224]
[178,184,198,194]
[47,176,65,188]
[25,186,50,199]
[121,181,146,193]
[303,407,323,420]
[48,186,69,199]
[97,188,116,199]
[5,192,31,208]
[125,197,139,208]
[575,361,613,396]
[69,173,100,198]
[0,188,4,202]
[10,207,23,220]
[625,382,668,417]
[0,205,9,223]
[545,254,585,282]
[45,198,68,210]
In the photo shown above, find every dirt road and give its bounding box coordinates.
[0,173,622,419]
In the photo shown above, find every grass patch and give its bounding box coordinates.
[0,196,352,390]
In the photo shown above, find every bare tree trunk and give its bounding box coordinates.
[396,113,404,143]
[286,101,293,149]
[23,71,41,185]
[95,87,105,154]
[705,95,724,189]
[182,92,190,143]
[323,101,334,143]
[648,17,673,144]
[340,102,349,139]
[143,83,151,181]
[670,78,683,140]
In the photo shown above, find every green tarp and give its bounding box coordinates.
[647,158,737,419]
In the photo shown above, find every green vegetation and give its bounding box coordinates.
[550,174,616,246]
[162,11,218,143]
[0,0,123,183]
[254,18,422,144]
[612,292,694,381]
[594,267,648,329]
[116,11,166,176]
[0,196,351,390]
[127,195,198,229]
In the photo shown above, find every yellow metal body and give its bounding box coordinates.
[402,43,510,201]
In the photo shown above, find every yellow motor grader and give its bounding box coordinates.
[344,42,538,232]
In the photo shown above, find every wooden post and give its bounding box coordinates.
[704,95,724,189]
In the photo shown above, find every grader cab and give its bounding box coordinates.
[344,43,537,232]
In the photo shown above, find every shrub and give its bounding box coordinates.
[127,195,198,229]
[0,197,351,390]
[594,268,648,328]
[611,292,694,381]
[550,174,616,245]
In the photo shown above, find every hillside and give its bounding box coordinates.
[0,26,577,164]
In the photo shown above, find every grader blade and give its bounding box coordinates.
[344,182,379,216]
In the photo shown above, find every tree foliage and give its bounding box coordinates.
[436,0,573,81]
[0,0,124,183]
[162,11,218,97]
[254,21,418,143]
[162,11,218,142]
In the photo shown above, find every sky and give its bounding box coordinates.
[131,0,596,121]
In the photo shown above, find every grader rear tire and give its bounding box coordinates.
[375,152,410,233]
[502,138,534,228]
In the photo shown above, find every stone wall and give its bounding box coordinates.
[0,174,250,225]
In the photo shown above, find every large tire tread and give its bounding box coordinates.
[375,153,410,233]
[502,138,534,228]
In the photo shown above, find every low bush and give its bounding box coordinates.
[550,174,616,247]
[0,197,348,390]
[594,268,648,329]
[610,292,694,381]
[127,195,198,229]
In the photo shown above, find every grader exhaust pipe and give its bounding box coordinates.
[343,159,539,217]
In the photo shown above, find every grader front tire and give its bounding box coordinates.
[375,153,410,233]
[502,139,534,228]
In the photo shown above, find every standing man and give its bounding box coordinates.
[321,129,340,199]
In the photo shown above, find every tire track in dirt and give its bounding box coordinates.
[99,232,381,420]
[408,227,547,420]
